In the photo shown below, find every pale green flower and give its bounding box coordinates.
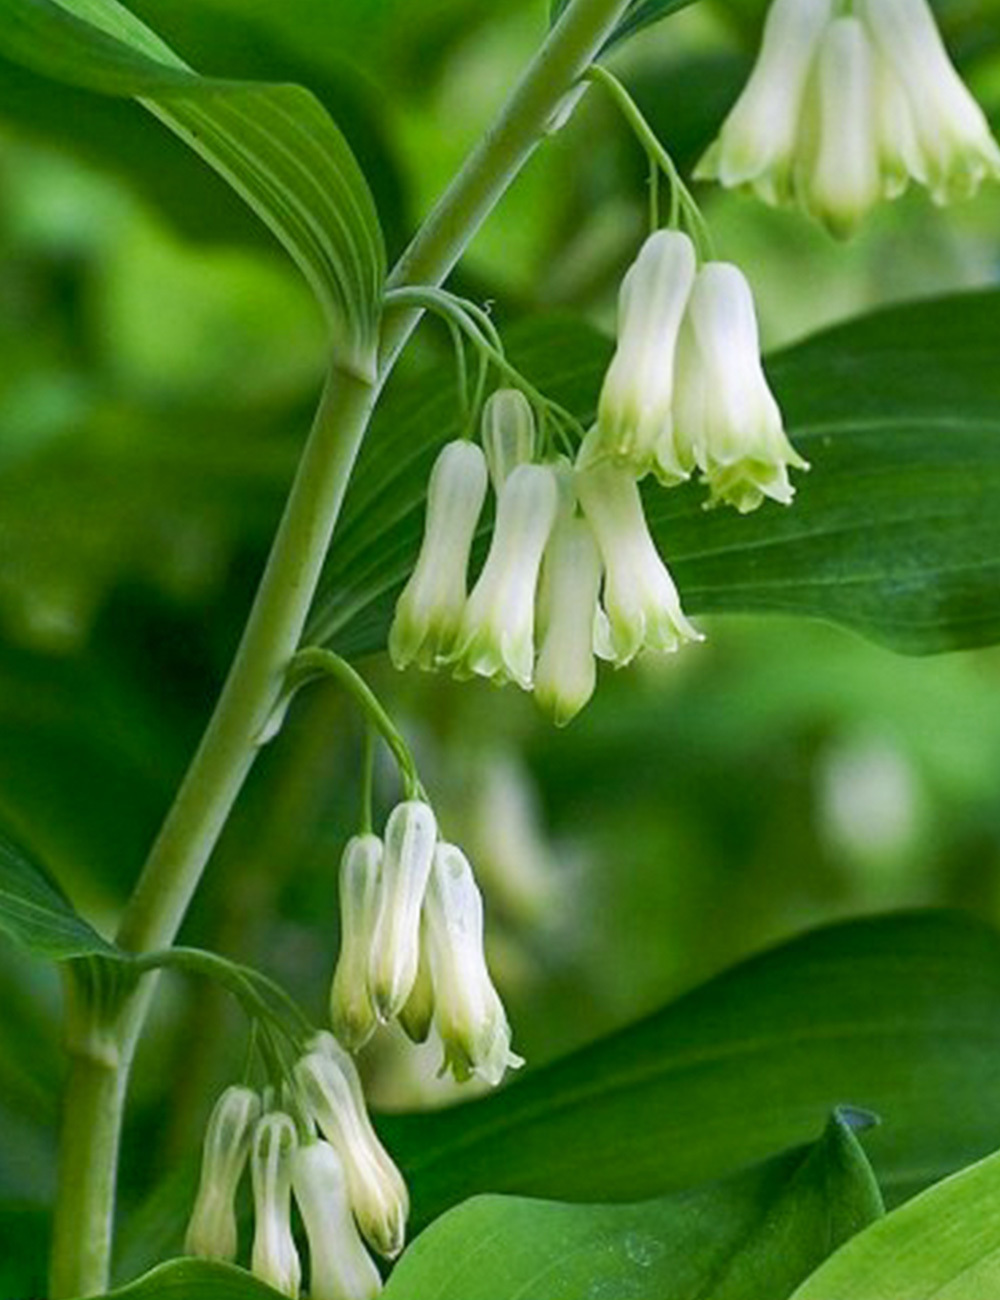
[330,834,382,1051]
[292,1141,383,1300]
[185,1085,260,1263]
[250,1113,301,1298]
[368,801,437,1022]
[534,515,603,726]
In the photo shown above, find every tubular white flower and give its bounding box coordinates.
[584,230,696,481]
[330,834,382,1051]
[481,389,536,494]
[185,1085,260,1262]
[695,0,835,202]
[673,262,808,513]
[398,926,435,1044]
[250,1112,301,1298]
[292,1141,383,1300]
[450,463,559,689]
[859,0,1000,203]
[534,515,603,726]
[388,440,488,671]
[799,17,882,238]
[576,460,699,665]
[368,800,437,1021]
[294,1042,409,1258]
[423,842,522,1087]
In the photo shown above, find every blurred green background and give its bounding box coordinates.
[2,0,1000,1293]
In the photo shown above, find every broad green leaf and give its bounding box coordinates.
[0,824,120,959]
[89,1259,283,1300]
[380,913,1000,1232]
[0,0,385,377]
[307,291,1000,657]
[792,1145,1000,1299]
[386,1111,883,1300]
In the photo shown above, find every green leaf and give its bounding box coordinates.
[791,1144,1000,1298]
[386,1111,883,1300]
[380,913,1000,1232]
[0,824,120,959]
[89,1259,284,1300]
[307,291,1000,657]
[550,0,699,50]
[0,0,385,377]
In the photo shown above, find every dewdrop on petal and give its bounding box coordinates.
[481,389,536,494]
[534,514,603,726]
[695,0,835,203]
[859,0,1000,204]
[577,460,700,666]
[674,262,808,513]
[250,1113,301,1298]
[330,834,382,1051]
[451,462,559,689]
[368,800,436,1021]
[294,1041,409,1258]
[185,1085,260,1262]
[424,842,522,1086]
[388,440,488,670]
[292,1141,382,1300]
[584,230,696,482]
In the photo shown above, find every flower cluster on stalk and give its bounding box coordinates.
[697,0,1000,236]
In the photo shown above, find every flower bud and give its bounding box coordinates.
[292,1141,382,1300]
[250,1112,301,1298]
[673,262,808,513]
[450,463,559,688]
[424,842,522,1087]
[330,834,383,1051]
[576,461,700,665]
[294,1045,409,1258]
[388,440,488,670]
[534,515,603,726]
[185,1085,260,1262]
[368,800,437,1021]
[584,231,696,481]
[398,927,435,1044]
[481,389,536,494]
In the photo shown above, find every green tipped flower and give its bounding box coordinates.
[368,800,437,1022]
[534,515,603,727]
[330,834,383,1051]
[481,389,536,494]
[292,1141,383,1300]
[185,1085,260,1263]
[250,1112,301,1298]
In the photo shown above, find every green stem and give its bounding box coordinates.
[49,1,632,1294]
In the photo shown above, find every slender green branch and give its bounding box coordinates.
[50,1,633,1293]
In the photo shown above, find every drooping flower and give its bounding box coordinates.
[388,440,488,671]
[250,1112,301,1298]
[423,842,522,1086]
[294,1038,409,1258]
[673,261,808,513]
[368,800,437,1022]
[398,926,435,1044]
[581,230,697,482]
[450,462,559,688]
[185,1085,260,1262]
[481,389,536,494]
[697,0,1000,233]
[576,459,700,665]
[534,514,603,726]
[330,834,383,1051]
[292,1141,383,1300]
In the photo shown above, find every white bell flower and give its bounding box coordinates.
[695,0,835,203]
[583,230,696,482]
[534,515,603,726]
[450,462,559,689]
[481,389,536,494]
[368,800,437,1022]
[294,1041,409,1258]
[859,0,1000,204]
[250,1112,301,1298]
[576,459,700,665]
[388,440,488,671]
[185,1085,260,1262]
[423,842,523,1087]
[398,927,435,1044]
[292,1141,383,1300]
[673,262,808,513]
[330,834,382,1051]
[799,18,882,238]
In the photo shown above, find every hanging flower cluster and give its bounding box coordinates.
[329,798,522,1086]
[696,0,1000,236]
[185,1032,409,1299]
